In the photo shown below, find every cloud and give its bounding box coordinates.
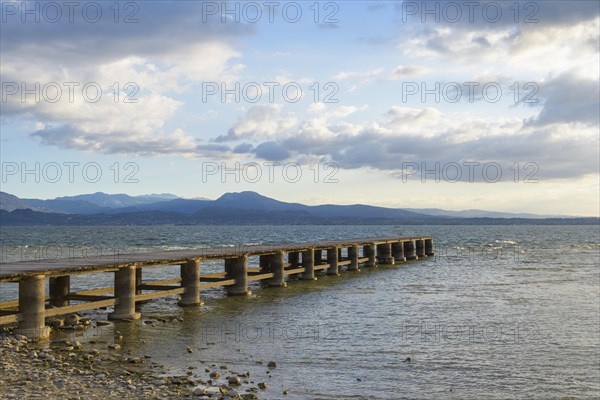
[528,69,600,126]
[224,104,599,181]
[333,68,384,91]
[1,1,251,153]
[252,141,291,161]
[395,1,599,74]
[389,65,431,80]
[32,126,199,157]
[214,104,297,142]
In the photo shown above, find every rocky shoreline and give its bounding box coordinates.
[0,315,283,400]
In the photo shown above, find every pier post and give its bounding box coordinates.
[392,242,406,263]
[338,248,343,261]
[348,244,360,271]
[301,249,316,280]
[49,275,70,307]
[288,252,300,269]
[416,239,426,258]
[16,275,50,340]
[269,251,287,287]
[178,260,203,305]
[364,244,376,267]
[377,243,395,265]
[109,266,141,321]
[404,240,418,260]
[327,247,339,275]
[425,238,435,256]
[225,255,252,295]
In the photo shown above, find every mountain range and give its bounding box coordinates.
[0,191,596,226]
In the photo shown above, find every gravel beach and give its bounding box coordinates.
[0,317,275,400]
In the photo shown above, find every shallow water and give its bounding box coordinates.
[1,225,599,399]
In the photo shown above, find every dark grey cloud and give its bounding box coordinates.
[252,141,290,161]
[528,70,600,126]
[0,1,254,67]
[233,143,253,153]
[395,0,599,29]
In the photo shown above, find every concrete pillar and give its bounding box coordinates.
[225,255,252,295]
[348,245,360,271]
[327,247,339,275]
[392,242,406,263]
[416,239,426,257]
[377,243,395,265]
[49,275,70,307]
[288,252,300,268]
[404,240,418,260]
[364,244,376,267]
[425,238,435,256]
[109,266,141,320]
[178,259,203,305]
[301,249,317,280]
[269,251,287,287]
[16,275,50,340]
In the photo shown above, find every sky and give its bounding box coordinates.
[1,0,599,216]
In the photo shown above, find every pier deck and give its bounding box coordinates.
[0,236,434,339]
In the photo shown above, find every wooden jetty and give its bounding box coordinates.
[0,236,434,339]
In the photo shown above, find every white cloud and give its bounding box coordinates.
[1,3,248,155]
[215,104,297,142]
[389,65,431,80]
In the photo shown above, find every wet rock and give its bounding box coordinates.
[205,387,221,396]
[257,382,267,390]
[283,390,289,395]
[108,344,121,350]
[192,385,207,396]
[65,314,81,326]
[186,346,193,353]
[209,371,220,379]
[47,319,64,328]
[267,361,277,368]
[227,376,241,385]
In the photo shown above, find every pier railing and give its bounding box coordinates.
[0,236,434,339]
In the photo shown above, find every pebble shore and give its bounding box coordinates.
[0,315,283,400]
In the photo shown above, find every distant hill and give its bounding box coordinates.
[23,192,184,214]
[0,192,40,212]
[1,191,597,225]
[405,208,571,219]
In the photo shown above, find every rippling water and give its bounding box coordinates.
[1,225,599,399]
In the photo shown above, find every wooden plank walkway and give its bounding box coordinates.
[0,236,431,281]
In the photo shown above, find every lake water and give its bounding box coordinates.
[1,225,599,399]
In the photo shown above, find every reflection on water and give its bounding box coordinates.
[1,225,599,399]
